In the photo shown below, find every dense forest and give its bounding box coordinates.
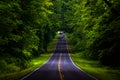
[0,0,120,75]
[64,0,120,67]
[0,0,58,73]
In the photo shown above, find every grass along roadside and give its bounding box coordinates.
[0,53,52,80]
[70,53,120,80]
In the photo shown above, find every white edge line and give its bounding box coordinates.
[21,39,59,80]
[65,34,98,80]
[20,54,53,80]
[68,54,98,80]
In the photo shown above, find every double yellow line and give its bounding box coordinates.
[58,54,64,80]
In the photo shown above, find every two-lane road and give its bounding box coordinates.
[21,33,97,80]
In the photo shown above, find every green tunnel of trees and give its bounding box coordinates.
[0,0,120,73]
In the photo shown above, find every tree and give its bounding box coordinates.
[65,0,120,66]
[0,0,57,69]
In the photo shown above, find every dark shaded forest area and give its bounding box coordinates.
[65,0,120,67]
[0,0,120,76]
[0,0,58,73]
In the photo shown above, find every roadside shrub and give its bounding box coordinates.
[0,60,20,74]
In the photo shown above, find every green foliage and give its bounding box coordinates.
[0,0,120,77]
[65,0,120,66]
[0,59,20,74]
[0,0,57,72]
[0,53,51,80]
[97,19,120,66]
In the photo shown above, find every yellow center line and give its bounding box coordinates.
[58,54,64,80]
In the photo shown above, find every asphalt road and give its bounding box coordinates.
[21,33,97,80]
